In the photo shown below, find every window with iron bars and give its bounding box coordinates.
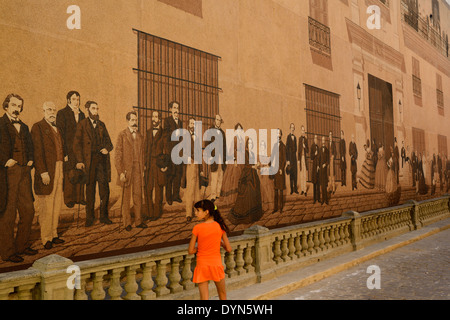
[438,135,448,158]
[412,127,426,157]
[308,16,331,56]
[134,29,221,174]
[304,84,342,182]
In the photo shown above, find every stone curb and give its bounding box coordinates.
[227,218,450,300]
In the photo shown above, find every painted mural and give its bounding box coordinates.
[0,0,449,272]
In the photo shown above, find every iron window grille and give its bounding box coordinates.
[133,29,221,134]
[308,16,331,56]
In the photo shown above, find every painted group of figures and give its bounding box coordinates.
[358,138,450,196]
[1,91,449,265]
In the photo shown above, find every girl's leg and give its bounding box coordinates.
[198,281,209,300]
[214,278,227,300]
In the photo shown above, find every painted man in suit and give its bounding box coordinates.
[56,91,86,208]
[328,131,337,194]
[31,102,66,250]
[206,114,227,203]
[349,134,358,191]
[115,111,147,231]
[164,101,183,205]
[0,94,37,263]
[394,138,400,184]
[272,128,287,213]
[286,123,298,195]
[401,141,406,169]
[298,125,308,196]
[73,101,114,227]
[310,135,320,204]
[320,136,330,205]
[339,130,347,187]
[185,118,202,222]
[144,111,168,222]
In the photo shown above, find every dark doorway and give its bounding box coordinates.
[368,74,394,159]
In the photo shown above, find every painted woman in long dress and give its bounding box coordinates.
[375,144,387,190]
[220,123,245,206]
[228,138,263,225]
[385,147,397,193]
[359,140,375,189]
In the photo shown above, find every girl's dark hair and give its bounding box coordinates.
[194,199,230,234]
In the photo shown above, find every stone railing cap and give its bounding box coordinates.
[31,254,74,272]
[244,225,270,235]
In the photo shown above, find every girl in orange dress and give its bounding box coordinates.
[188,199,232,300]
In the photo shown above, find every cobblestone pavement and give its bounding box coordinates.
[275,228,450,300]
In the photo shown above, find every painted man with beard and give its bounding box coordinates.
[206,114,227,203]
[310,135,320,204]
[56,91,86,208]
[272,128,287,213]
[349,134,358,191]
[144,111,168,221]
[115,111,147,231]
[73,101,113,227]
[0,94,37,263]
[163,101,183,205]
[31,102,66,250]
[297,125,308,196]
[185,118,202,222]
[286,123,298,195]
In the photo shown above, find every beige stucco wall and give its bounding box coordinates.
[0,0,449,193]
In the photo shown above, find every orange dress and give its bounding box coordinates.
[192,221,225,283]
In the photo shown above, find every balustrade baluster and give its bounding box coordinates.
[339,224,346,245]
[181,255,195,291]
[331,225,338,247]
[74,274,90,300]
[140,262,156,300]
[273,238,282,263]
[0,288,14,300]
[168,256,183,294]
[108,268,124,300]
[235,246,245,275]
[323,227,331,249]
[301,231,308,256]
[288,236,296,260]
[225,250,237,277]
[280,237,289,261]
[318,228,325,251]
[123,266,140,300]
[313,229,320,252]
[155,259,170,297]
[91,271,107,300]
[307,231,314,254]
[244,245,255,273]
[333,225,341,246]
[294,234,302,258]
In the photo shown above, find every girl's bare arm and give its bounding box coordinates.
[221,233,232,253]
[188,234,198,255]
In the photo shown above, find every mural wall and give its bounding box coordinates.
[0,0,449,272]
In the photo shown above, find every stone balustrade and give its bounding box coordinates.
[1,195,449,300]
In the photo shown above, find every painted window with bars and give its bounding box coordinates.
[308,0,331,56]
[134,29,221,134]
[412,57,422,98]
[412,127,426,156]
[438,135,448,157]
[304,84,342,182]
